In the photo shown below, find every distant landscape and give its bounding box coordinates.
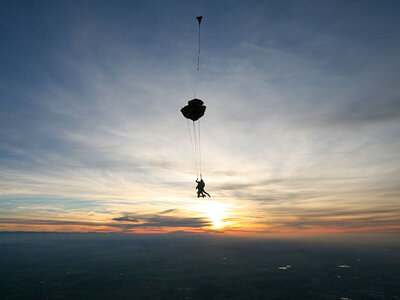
[1,233,399,299]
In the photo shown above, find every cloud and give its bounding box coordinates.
[0,217,104,227]
[0,210,212,231]
[160,209,177,214]
[113,216,140,222]
[268,216,400,232]
[112,213,211,228]
[299,95,400,128]
[336,97,400,124]
[1,1,400,235]
[253,204,400,233]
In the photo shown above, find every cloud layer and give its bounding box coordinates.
[1,1,400,234]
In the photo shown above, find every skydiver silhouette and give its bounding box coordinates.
[196,178,210,198]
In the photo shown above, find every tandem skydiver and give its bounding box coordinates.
[196,178,210,198]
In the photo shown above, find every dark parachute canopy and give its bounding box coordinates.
[181,98,206,121]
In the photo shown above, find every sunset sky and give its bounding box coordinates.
[1,0,399,235]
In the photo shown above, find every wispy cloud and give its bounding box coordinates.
[113,213,211,228]
[0,210,212,232]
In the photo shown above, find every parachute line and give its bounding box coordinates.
[185,119,203,180]
[192,121,199,178]
[187,119,198,178]
[198,119,202,178]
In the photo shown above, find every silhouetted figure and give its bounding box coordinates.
[196,178,210,198]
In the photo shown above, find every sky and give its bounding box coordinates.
[1,0,400,235]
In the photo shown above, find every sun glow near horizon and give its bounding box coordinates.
[189,200,233,230]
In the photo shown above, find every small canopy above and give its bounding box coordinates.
[181,98,206,121]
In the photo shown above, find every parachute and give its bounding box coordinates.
[181,98,206,121]
[181,16,207,182]
[181,98,205,180]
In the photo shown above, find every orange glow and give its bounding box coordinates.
[1,215,400,235]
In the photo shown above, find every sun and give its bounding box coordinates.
[190,200,232,230]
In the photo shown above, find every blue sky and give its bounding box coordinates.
[1,0,400,234]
